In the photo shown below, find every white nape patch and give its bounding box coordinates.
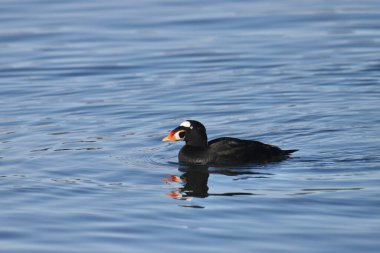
[180,121,192,128]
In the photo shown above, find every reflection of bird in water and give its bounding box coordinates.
[163,120,297,166]
[164,167,209,199]
[181,169,210,198]
[164,166,274,200]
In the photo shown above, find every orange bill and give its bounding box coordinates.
[162,130,185,141]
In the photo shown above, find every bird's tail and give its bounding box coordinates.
[281,149,298,155]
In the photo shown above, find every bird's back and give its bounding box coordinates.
[208,137,292,165]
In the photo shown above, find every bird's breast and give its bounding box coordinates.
[178,146,211,166]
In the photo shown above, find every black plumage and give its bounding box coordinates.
[163,120,297,166]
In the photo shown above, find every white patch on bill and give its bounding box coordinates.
[180,121,192,128]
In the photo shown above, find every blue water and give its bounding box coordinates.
[1,0,380,252]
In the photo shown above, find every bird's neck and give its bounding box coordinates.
[185,138,208,148]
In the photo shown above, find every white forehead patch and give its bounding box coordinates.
[180,121,192,128]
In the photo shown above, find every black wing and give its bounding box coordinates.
[208,137,287,164]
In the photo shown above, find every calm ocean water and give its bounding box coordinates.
[1,0,380,252]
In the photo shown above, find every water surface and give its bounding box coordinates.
[1,0,380,252]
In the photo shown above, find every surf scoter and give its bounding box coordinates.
[162,120,297,166]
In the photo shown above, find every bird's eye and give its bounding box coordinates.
[174,130,185,140]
